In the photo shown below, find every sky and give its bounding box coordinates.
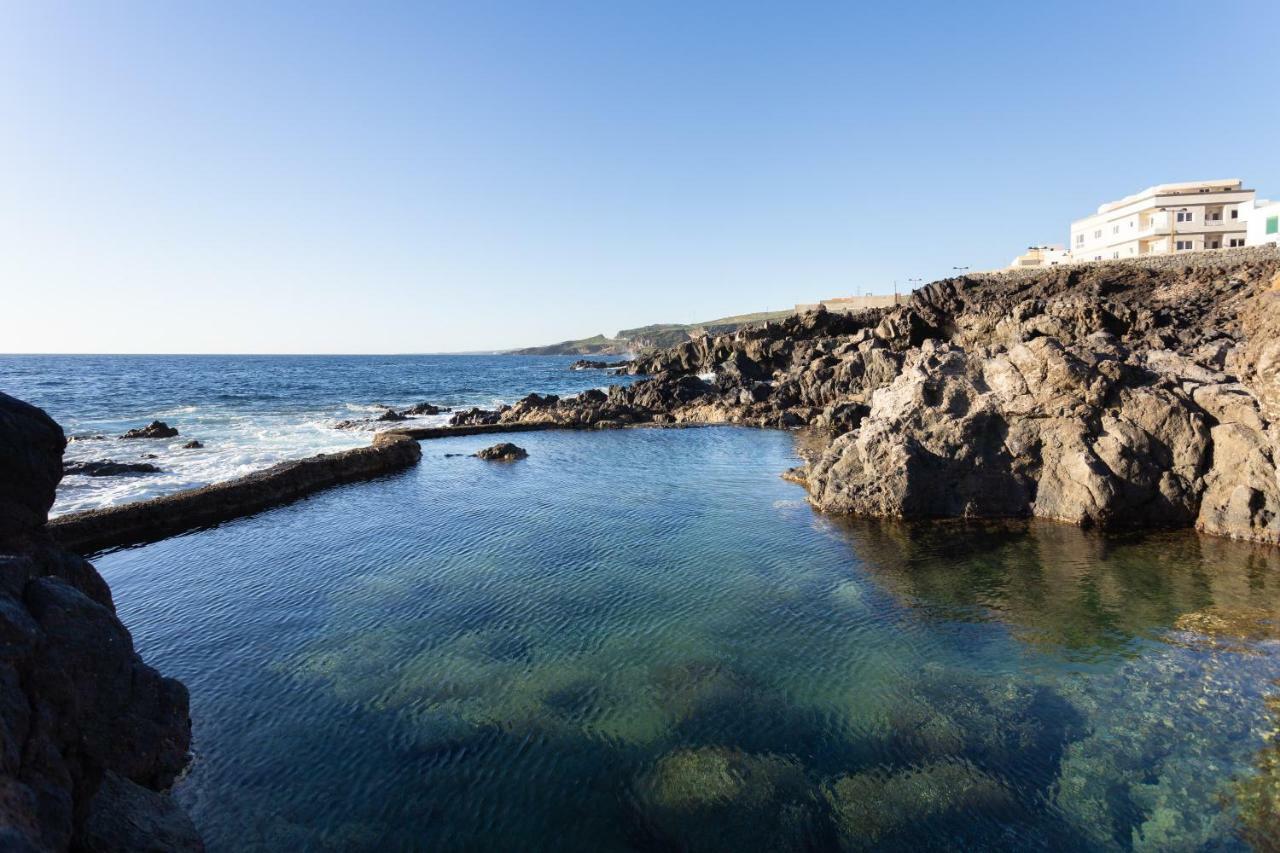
[2,1,1278,354]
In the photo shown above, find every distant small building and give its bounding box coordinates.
[1069,179,1255,261]
[1247,199,1280,246]
[1010,245,1070,269]
[795,294,907,313]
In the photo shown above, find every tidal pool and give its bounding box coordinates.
[95,427,1280,851]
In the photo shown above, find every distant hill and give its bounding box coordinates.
[508,310,795,356]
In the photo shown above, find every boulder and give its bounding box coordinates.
[0,393,64,539]
[181,440,203,449]
[474,443,528,461]
[119,422,178,440]
[448,408,501,427]
[403,402,448,416]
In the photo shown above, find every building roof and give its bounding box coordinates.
[1094,179,1244,215]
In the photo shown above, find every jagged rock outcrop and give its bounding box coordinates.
[0,392,200,851]
[500,247,1280,546]
[119,421,179,440]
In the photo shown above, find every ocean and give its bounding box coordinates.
[0,353,631,515]
[4,355,1280,850]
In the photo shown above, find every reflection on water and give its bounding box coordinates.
[94,427,1280,851]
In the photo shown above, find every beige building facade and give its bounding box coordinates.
[795,294,907,313]
[1069,179,1254,261]
[1010,245,1070,269]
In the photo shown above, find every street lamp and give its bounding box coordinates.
[906,277,923,304]
[953,266,970,275]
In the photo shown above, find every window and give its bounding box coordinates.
[1113,225,1120,234]
[1112,251,1119,259]
[1076,234,1084,246]
[1229,238,1245,248]
[1176,210,1192,222]
[1208,240,1220,249]
[1176,240,1192,251]
[1268,216,1279,235]
[1231,209,1239,219]
[1208,212,1221,221]
[1094,229,1101,238]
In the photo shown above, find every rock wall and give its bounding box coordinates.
[51,432,422,555]
[501,247,1280,546]
[0,392,201,851]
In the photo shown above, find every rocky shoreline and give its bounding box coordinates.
[477,246,1280,547]
[0,392,200,850]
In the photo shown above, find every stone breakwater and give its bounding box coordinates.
[0,392,200,851]
[51,432,422,555]
[483,246,1280,547]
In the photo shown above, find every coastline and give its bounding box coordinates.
[41,245,1280,556]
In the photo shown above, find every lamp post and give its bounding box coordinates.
[953,266,970,276]
[907,277,922,304]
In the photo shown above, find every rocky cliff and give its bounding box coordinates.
[0,392,200,851]
[492,247,1280,546]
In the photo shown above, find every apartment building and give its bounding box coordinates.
[1009,245,1070,269]
[1069,179,1254,261]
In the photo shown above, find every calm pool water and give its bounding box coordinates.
[95,427,1280,851]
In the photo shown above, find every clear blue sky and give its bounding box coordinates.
[3,1,1278,354]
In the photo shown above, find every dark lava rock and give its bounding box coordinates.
[82,771,203,852]
[64,460,162,477]
[403,402,449,416]
[333,419,362,430]
[375,409,408,422]
[182,440,203,449]
[0,393,199,850]
[119,421,179,440]
[475,442,528,461]
[570,359,628,371]
[449,407,501,426]
[0,392,65,539]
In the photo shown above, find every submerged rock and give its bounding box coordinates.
[64,460,162,477]
[182,440,203,449]
[633,747,816,850]
[474,443,527,461]
[823,759,1014,849]
[119,421,179,439]
[0,392,199,850]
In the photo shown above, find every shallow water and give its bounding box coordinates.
[0,353,630,514]
[94,427,1280,851]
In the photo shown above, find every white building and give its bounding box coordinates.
[1010,245,1070,269]
[1069,179,1255,261]
[1247,199,1280,246]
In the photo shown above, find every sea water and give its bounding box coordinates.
[0,354,630,514]
[83,426,1280,851]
